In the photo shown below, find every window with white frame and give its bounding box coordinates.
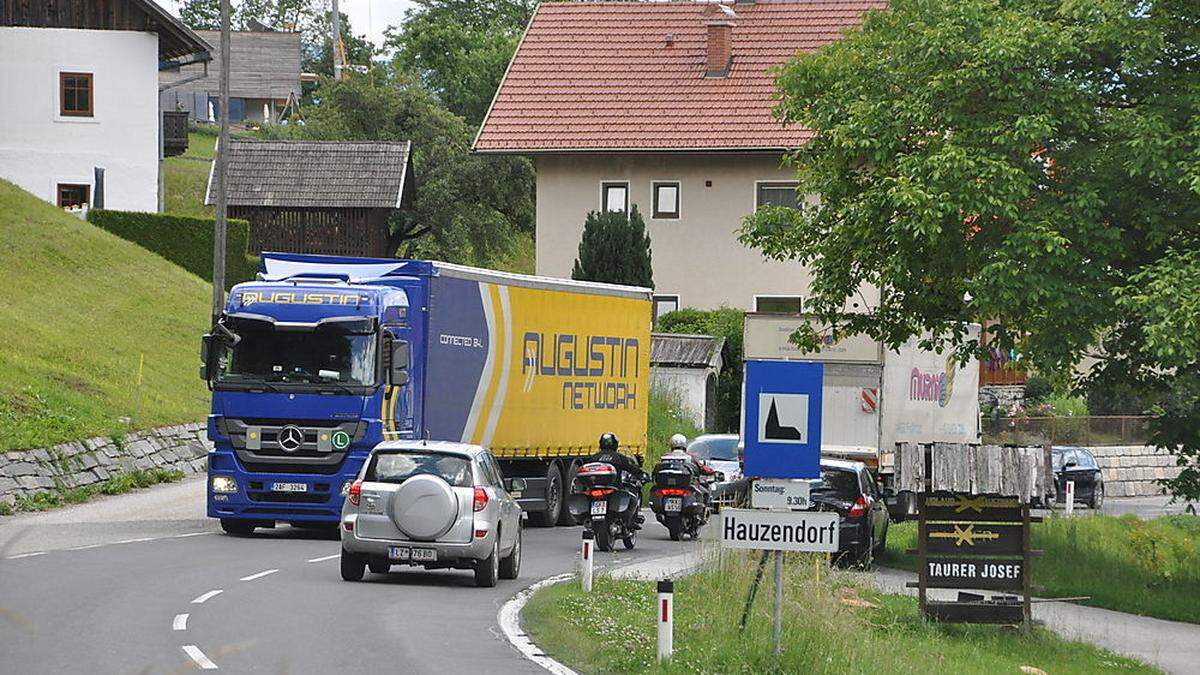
[754,295,803,314]
[653,294,680,322]
[652,181,680,219]
[755,181,800,209]
[602,182,629,213]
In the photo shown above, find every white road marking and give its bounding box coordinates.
[67,544,103,551]
[182,645,218,670]
[239,569,278,582]
[497,573,578,675]
[174,532,210,538]
[192,590,223,604]
[115,537,157,544]
[6,551,47,559]
[173,613,189,631]
[307,554,339,563]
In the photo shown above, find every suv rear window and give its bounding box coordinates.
[366,451,472,487]
[812,468,862,499]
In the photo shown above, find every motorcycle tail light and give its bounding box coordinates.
[660,488,691,497]
[586,488,614,498]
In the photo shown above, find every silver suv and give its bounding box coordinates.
[340,441,524,587]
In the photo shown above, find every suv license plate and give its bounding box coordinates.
[389,547,437,562]
[665,497,682,512]
[272,482,307,493]
[591,501,607,516]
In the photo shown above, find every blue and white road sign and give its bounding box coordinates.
[742,360,823,479]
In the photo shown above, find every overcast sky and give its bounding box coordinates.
[154,0,417,50]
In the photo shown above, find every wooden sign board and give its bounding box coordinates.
[924,600,1024,625]
[924,557,1025,591]
[922,494,1022,522]
[924,521,1024,556]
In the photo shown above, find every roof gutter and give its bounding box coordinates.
[472,146,798,156]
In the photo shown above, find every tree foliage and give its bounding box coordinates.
[739,0,1200,498]
[385,0,535,127]
[571,206,654,289]
[258,74,533,267]
[655,308,746,433]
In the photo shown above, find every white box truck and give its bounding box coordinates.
[743,314,980,499]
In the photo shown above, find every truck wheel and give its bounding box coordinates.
[340,549,366,582]
[531,463,563,528]
[220,518,255,536]
[556,461,581,525]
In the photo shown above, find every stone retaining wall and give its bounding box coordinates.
[0,423,211,507]
[1086,445,1180,497]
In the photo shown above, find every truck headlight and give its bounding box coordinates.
[211,476,238,493]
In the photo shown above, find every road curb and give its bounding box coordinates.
[497,547,716,674]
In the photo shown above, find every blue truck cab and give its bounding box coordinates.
[202,254,423,534]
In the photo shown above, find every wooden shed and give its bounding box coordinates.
[207,140,412,258]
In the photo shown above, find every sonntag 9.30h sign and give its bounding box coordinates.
[741,359,823,479]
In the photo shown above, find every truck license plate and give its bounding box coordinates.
[272,482,307,493]
[389,547,436,562]
[590,501,607,516]
[665,498,682,512]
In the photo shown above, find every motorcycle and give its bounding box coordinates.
[649,457,715,540]
[565,461,645,552]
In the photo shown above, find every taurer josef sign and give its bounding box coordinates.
[720,508,839,553]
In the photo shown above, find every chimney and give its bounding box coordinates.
[705,20,734,78]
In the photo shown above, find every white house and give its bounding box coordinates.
[0,0,210,212]
[650,333,725,432]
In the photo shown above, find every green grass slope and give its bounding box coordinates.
[164,131,216,218]
[0,180,211,451]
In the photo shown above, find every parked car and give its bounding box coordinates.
[686,434,746,503]
[810,459,890,565]
[339,441,525,587]
[1052,446,1105,509]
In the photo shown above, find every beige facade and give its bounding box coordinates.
[536,152,860,312]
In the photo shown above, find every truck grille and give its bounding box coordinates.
[247,491,332,504]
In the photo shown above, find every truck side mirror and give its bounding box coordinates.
[389,339,410,387]
[200,334,218,381]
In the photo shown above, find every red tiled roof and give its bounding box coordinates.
[474,0,885,153]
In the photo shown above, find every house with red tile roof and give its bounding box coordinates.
[475,0,885,315]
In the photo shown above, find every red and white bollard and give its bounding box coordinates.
[657,578,673,663]
[581,531,594,592]
[1065,480,1075,516]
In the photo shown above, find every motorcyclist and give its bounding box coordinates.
[660,433,717,501]
[588,432,648,527]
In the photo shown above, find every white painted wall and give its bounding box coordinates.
[651,366,716,431]
[535,153,880,311]
[0,27,160,212]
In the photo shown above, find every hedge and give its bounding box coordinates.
[87,209,258,289]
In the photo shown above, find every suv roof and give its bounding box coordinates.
[372,440,487,458]
[820,457,866,473]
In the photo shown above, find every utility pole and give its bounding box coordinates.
[331,0,343,81]
[211,0,231,325]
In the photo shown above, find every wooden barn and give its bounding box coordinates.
[208,139,412,258]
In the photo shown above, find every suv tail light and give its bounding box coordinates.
[473,486,489,512]
[347,479,362,506]
[848,495,868,519]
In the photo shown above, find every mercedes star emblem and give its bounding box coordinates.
[278,425,305,452]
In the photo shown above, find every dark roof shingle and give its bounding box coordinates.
[208,140,410,209]
[474,0,884,153]
[651,333,726,369]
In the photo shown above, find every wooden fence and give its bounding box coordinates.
[895,442,1054,503]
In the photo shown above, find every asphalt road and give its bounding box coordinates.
[0,477,698,674]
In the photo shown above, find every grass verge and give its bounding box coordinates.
[882,514,1200,624]
[524,550,1154,674]
[2,468,186,515]
[0,180,211,451]
[163,132,216,218]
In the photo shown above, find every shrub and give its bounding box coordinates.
[656,307,744,433]
[1024,375,1053,406]
[571,206,654,288]
[87,209,258,289]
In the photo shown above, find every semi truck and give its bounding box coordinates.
[742,313,981,495]
[201,253,652,534]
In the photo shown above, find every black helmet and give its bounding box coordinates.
[599,432,619,451]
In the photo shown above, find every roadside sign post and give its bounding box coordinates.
[657,579,673,662]
[1065,480,1075,516]
[580,531,594,592]
[772,552,784,655]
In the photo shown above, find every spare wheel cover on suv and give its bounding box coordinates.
[389,474,459,541]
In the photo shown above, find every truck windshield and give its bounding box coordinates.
[216,316,377,387]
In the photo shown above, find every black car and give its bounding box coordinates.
[1052,446,1105,509]
[810,459,890,565]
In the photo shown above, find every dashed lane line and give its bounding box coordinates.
[115,537,157,544]
[6,551,47,559]
[173,613,189,631]
[182,645,218,670]
[192,590,223,604]
[174,532,211,538]
[307,554,339,563]
[239,569,278,582]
